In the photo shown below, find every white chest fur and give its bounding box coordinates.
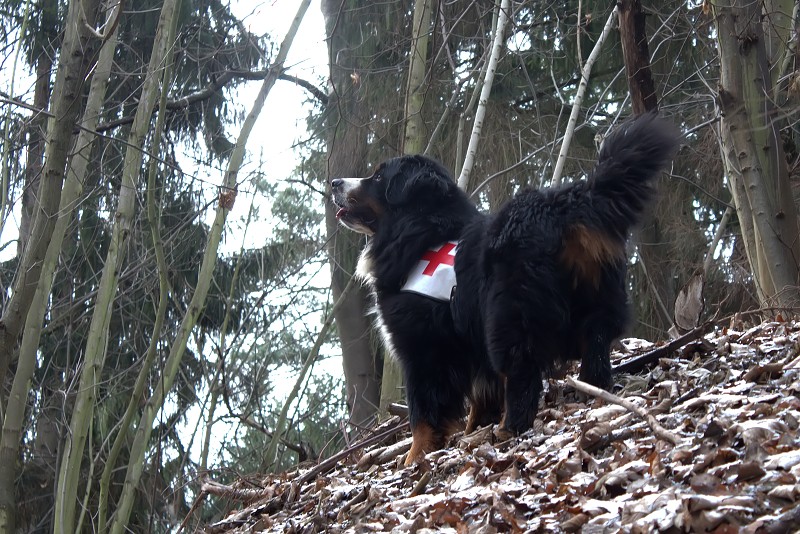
[354,245,397,358]
[355,245,375,286]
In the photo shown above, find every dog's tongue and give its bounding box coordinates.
[336,207,347,219]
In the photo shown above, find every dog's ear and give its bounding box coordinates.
[385,155,454,205]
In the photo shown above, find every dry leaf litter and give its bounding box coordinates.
[202,320,800,533]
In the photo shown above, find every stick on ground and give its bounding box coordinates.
[566,377,682,445]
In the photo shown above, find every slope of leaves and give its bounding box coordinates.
[200,319,800,533]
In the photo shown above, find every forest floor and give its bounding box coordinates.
[198,318,800,533]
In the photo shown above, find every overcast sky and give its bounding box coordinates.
[236,0,327,182]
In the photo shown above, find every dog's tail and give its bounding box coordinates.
[588,112,680,234]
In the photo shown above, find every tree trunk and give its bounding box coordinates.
[403,0,433,155]
[53,0,181,529]
[0,0,102,530]
[322,0,381,430]
[17,2,59,529]
[618,0,675,336]
[712,0,800,307]
[0,0,101,391]
[19,0,57,257]
[618,0,657,114]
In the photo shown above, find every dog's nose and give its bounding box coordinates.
[330,178,343,189]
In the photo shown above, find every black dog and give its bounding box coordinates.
[331,113,679,464]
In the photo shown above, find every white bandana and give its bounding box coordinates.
[400,241,458,301]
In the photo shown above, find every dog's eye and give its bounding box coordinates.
[373,171,382,181]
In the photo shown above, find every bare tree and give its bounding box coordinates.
[713,0,800,307]
[0,0,102,528]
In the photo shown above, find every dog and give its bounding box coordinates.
[331,113,679,465]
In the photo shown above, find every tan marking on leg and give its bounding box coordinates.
[404,421,439,466]
[465,404,479,434]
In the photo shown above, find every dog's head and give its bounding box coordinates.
[330,155,457,235]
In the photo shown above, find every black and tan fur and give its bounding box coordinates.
[331,113,680,464]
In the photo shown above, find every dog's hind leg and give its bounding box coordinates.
[577,269,629,390]
[465,370,504,433]
[485,309,546,436]
[498,352,544,436]
[484,258,568,436]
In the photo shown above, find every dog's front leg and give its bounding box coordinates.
[403,366,468,466]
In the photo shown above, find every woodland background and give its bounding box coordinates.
[0,0,797,531]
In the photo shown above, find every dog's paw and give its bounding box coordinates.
[403,449,425,467]
[493,425,514,442]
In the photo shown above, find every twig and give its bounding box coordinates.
[336,485,370,520]
[177,490,206,534]
[566,377,681,445]
[409,471,432,497]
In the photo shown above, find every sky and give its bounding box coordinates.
[234,0,327,183]
[214,0,328,254]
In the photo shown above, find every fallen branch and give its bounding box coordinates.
[613,322,714,375]
[295,419,410,487]
[387,402,409,417]
[200,478,274,501]
[566,377,681,445]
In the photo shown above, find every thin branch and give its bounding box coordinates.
[263,275,357,468]
[551,7,618,186]
[95,70,326,133]
[456,0,511,190]
[566,377,681,445]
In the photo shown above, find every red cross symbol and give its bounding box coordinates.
[420,242,456,276]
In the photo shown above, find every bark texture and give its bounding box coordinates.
[713,0,800,307]
[322,0,382,429]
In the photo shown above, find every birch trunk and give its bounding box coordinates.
[107,3,311,530]
[52,0,181,530]
[0,0,102,529]
[551,7,617,187]
[402,0,432,155]
[456,0,511,191]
